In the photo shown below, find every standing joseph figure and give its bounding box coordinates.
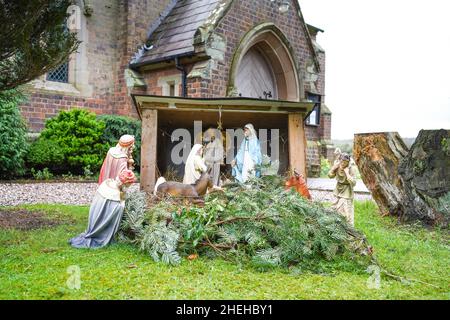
[203,128,224,187]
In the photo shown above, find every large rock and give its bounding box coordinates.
[354,130,449,227]
[398,130,450,225]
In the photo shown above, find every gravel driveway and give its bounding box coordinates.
[0,182,371,207]
[0,182,139,206]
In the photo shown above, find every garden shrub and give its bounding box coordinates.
[25,111,141,177]
[97,114,141,171]
[26,138,65,172]
[0,90,28,179]
[38,108,107,174]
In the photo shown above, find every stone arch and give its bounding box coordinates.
[227,23,302,102]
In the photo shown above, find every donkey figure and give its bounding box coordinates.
[285,169,312,200]
[153,169,214,199]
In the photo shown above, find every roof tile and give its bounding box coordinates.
[134,0,220,65]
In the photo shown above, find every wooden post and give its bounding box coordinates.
[140,108,158,193]
[288,113,307,178]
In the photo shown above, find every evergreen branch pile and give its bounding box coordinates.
[119,175,374,271]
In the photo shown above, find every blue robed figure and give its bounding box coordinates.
[231,124,262,183]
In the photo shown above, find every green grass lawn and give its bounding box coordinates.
[0,201,448,300]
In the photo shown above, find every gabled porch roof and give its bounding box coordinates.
[132,94,316,120]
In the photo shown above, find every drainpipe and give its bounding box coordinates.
[175,57,187,97]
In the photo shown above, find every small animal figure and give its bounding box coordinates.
[285,169,312,200]
[154,169,213,199]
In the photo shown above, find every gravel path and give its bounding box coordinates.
[0,182,372,206]
[308,178,370,193]
[310,190,372,202]
[0,182,140,206]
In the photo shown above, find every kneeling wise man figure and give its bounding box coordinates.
[69,169,136,248]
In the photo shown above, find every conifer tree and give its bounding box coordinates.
[0,0,80,91]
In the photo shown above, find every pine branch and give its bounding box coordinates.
[213,214,272,226]
[121,175,381,272]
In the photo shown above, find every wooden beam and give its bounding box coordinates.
[288,113,307,178]
[132,94,315,117]
[140,109,158,193]
[141,104,304,114]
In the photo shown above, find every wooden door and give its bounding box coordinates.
[235,46,278,99]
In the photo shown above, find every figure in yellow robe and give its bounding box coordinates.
[328,153,357,225]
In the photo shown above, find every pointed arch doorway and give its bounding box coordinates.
[227,23,307,178]
[235,45,278,100]
[228,23,301,102]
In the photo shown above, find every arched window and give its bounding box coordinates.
[35,3,92,96]
[47,60,69,83]
[47,24,71,83]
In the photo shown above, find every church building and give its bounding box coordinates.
[20,0,333,188]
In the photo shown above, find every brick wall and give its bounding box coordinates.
[141,67,184,96]
[304,125,319,177]
[319,113,331,141]
[114,0,174,116]
[193,0,326,175]
[20,92,114,132]
[22,0,121,131]
[316,48,326,102]
[139,0,329,175]
[19,0,330,175]
[183,0,323,99]
[20,0,173,131]
[87,0,120,97]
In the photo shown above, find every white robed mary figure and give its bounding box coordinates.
[183,144,208,184]
[231,124,262,183]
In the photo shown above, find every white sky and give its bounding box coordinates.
[300,0,450,139]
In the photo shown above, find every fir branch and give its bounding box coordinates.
[213,214,272,226]
[121,175,379,272]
